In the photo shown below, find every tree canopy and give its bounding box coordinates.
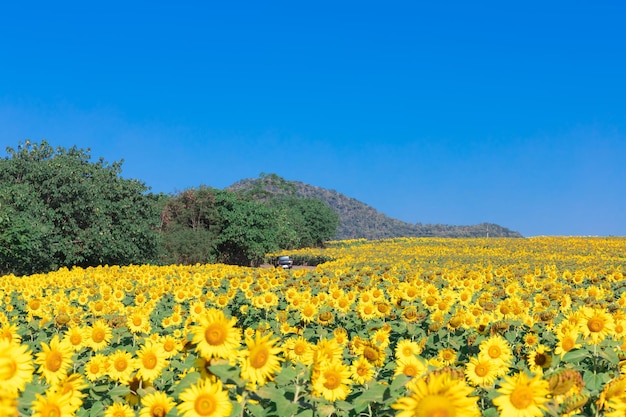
[0,141,161,275]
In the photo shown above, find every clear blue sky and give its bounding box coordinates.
[2,1,625,237]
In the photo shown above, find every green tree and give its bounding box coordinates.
[212,190,279,266]
[0,140,161,275]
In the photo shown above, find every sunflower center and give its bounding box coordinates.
[41,403,61,417]
[46,351,63,372]
[510,386,534,409]
[143,353,157,369]
[70,334,82,345]
[151,405,166,417]
[562,338,575,351]
[402,364,419,377]
[92,328,105,343]
[323,371,341,390]
[293,343,307,356]
[363,346,379,362]
[133,317,143,326]
[587,318,604,333]
[416,394,455,417]
[488,346,502,359]
[0,358,17,380]
[534,353,547,366]
[205,324,226,345]
[195,393,217,416]
[115,358,128,371]
[474,363,489,377]
[250,346,269,369]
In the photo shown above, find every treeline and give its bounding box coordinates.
[229,179,524,240]
[0,142,338,275]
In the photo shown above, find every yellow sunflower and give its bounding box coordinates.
[351,356,375,385]
[394,339,424,360]
[312,360,352,402]
[464,356,502,388]
[139,390,176,417]
[283,336,314,365]
[493,371,549,417]
[479,334,513,366]
[84,353,110,382]
[104,402,135,417]
[554,330,582,358]
[35,335,74,385]
[63,325,89,352]
[394,355,428,381]
[51,373,87,412]
[0,339,34,394]
[107,349,137,384]
[580,306,615,344]
[239,331,283,387]
[190,309,241,360]
[31,390,75,417]
[392,370,480,417]
[527,344,552,375]
[87,319,113,352]
[178,378,233,417]
[136,340,169,383]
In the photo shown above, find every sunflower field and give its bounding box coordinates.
[1,236,626,417]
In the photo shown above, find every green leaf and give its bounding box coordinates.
[597,347,619,366]
[351,383,388,412]
[246,402,267,417]
[562,348,590,364]
[274,365,298,386]
[172,371,202,396]
[209,363,242,385]
[107,385,131,398]
[583,371,608,393]
[89,401,105,417]
[483,407,498,417]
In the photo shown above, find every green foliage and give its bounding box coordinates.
[229,177,523,239]
[0,140,160,275]
[160,175,340,267]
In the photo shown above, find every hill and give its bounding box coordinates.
[228,177,523,239]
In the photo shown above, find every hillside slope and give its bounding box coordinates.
[228,178,523,239]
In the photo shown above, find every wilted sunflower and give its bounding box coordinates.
[239,331,283,386]
[312,360,352,402]
[190,309,241,360]
[178,378,233,417]
[493,371,549,417]
[0,339,34,394]
[392,370,480,417]
[139,390,176,417]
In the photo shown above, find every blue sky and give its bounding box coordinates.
[2,1,625,237]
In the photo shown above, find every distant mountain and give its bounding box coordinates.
[228,178,523,239]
